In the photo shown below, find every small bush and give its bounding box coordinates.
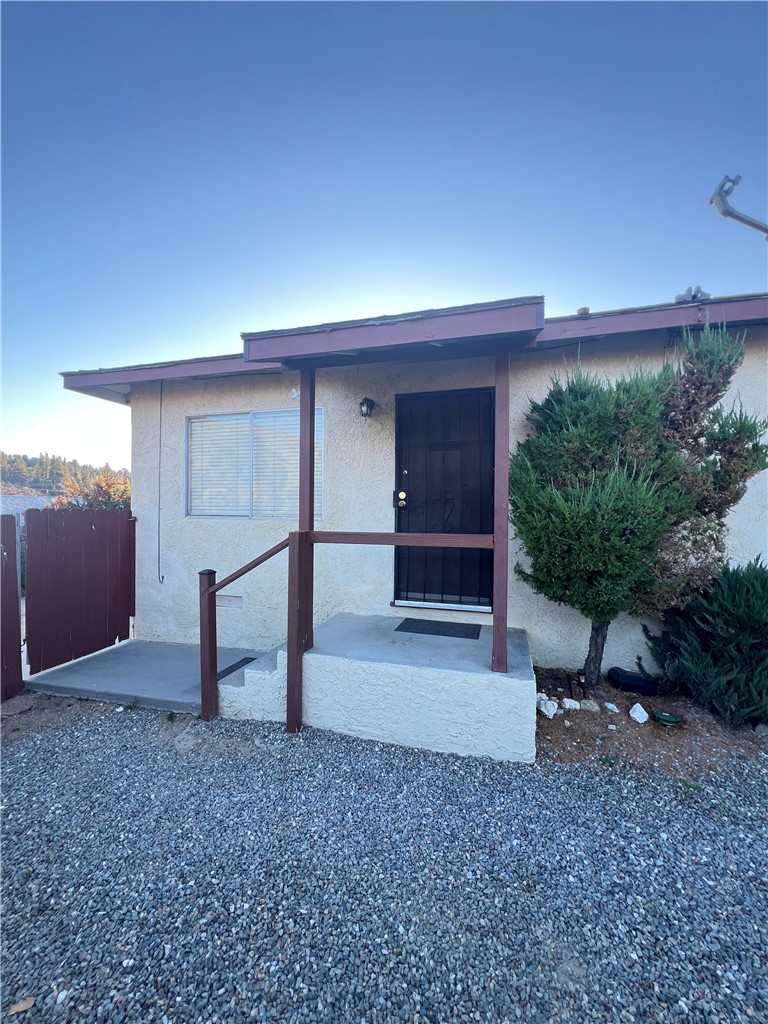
[645,559,768,726]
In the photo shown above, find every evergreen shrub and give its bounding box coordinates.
[644,559,768,726]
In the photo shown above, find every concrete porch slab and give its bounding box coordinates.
[222,613,537,762]
[24,641,262,714]
[309,612,532,674]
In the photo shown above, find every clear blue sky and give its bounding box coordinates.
[2,1,767,470]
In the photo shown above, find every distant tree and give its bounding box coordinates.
[1,451,129,496]
[7,454,32,487]
[509,324,768,688]
[50,469,131,510]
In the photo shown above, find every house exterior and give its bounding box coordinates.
[62,292,768,753]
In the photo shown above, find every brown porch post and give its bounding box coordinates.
[492,351,510,672]
[199,569,219,721]
[299,366,315,651]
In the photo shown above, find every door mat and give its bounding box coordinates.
[395,618,481,640]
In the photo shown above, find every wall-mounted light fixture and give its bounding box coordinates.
[359,397,376,418]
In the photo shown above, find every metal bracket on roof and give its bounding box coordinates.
[709,175,768,240]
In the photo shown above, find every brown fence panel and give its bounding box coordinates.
[1,515,23,700]
[26,508,135,674]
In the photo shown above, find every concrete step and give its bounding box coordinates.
[219,614,536,762]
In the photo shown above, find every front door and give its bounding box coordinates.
[394,388,494,609]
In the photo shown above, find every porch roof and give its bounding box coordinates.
[242,296,545,367]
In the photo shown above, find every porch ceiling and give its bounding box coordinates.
[242,296,545,368]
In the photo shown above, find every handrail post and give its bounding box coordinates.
[199,569,218,721]
[286,532,304,732]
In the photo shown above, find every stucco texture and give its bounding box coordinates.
[130,325,767,673]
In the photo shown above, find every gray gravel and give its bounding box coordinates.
[2,704,767,1024]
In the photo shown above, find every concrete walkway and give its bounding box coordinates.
[24,641,262,714]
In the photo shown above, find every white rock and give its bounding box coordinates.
[581,699,601,712]
[562,698,581,711]
[56,991,69,1005]
[115,706,125,713]
[608,724,617,731]
[538,699,558,720]
[629,703,649,724]
[564,720,572,728]
[536,692,549,703]
[605,702,620,714]
[555,708,564,715]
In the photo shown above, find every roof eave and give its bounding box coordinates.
[532,294,768,348]
[61,354,283,403]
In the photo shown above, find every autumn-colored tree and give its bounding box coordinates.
[50,469,131,510]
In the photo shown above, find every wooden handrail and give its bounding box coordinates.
[203,528,502,728]
[199,536,290,722]
[210,537,289,594]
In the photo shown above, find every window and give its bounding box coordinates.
[187,408,324,518]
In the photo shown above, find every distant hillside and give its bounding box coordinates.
[0,451,130,496]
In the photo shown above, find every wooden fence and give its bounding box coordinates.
[25,508,135,674]
[1,515,23,700]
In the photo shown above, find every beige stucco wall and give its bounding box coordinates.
[130,325,767,671]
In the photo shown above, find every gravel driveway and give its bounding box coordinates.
[2,703,767,1023]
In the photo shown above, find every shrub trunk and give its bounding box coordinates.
[584,621,610,688]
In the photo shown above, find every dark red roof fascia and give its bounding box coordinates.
[242,298,545,363]
[534,295,768,346]
[61,354,281,392]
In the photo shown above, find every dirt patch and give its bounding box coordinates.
[3,681,765,776]
[1,692,266,761]
[150,716,267,760]
[0,692,111,746]
[534,666,765,777]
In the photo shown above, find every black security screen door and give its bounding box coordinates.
[395,388,494,608]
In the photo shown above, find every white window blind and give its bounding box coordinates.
[188,415,251,516]
[187,408,323,518]
[251,409,323,518]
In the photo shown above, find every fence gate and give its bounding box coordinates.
[25,508,135,674]
[1,515,23,700]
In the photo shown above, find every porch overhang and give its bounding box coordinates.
[242,296,545,368]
